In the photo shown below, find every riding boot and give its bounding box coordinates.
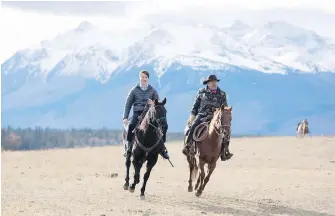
[220,141,233,161]
[224,147,233,160]
[160,144,170,159]
[220,142,226,161]
[159,129,170,159]
[182,134,192,156]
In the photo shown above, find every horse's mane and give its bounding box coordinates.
[138,105,156,132]
[210,106,232,128]
[209,109,221,128]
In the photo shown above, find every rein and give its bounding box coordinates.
[214,110,231,136]
[134,105,166,157]
[210,110,232,147]
[134,131,162,156]
[148,116,166,130]
[192,111,231,142]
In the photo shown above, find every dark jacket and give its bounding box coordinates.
[123,84,159,119]
[191,86,228,116]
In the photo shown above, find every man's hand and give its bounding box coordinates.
[187,114,196,126]
[123,118,128,126]
[147,98,153,105]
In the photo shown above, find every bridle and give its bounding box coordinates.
[147,105,167,131]
[134,104,167,156]
[214,109,231,139]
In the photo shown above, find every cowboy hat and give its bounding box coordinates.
[203,74,220,85]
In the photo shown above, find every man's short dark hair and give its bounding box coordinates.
[139,70,149,78]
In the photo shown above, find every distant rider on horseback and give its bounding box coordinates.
[122,70,170,159]
[296,119,309,135]
[297,119,308,130]
[182,74,233,161]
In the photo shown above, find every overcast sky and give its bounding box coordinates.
[1,1,136,17]
[1,0,335,63]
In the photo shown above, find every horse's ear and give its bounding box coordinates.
[162,97,166,105]
[154,99,158,105]
[220,104,225,110]
[228,106,232,111]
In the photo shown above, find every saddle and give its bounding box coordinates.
[200,115,212,123]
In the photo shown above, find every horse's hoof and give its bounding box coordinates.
[140,195,145,200]
[129,187,135,193]
[195,190,202,197]
[123,184,129,190]
[188,186,193,192]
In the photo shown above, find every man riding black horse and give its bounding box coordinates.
[122,70,170,159]
[182,74,233,161]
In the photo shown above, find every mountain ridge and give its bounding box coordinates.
[2,20,335,135]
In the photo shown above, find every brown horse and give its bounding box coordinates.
[186,105,232,197]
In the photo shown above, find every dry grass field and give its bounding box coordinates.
[2,136,335,216]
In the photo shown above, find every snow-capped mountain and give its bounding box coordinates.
[2,20,335,135]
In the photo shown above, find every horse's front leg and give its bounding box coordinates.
[195,159,205,197]
[187,156,197,192]
[123,152,132,190]
[140,154,158,199]
[200,161,216,192]
[129,156,143,193]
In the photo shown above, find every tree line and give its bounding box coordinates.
[1,126,184,151]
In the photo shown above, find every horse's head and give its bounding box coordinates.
[152,98,167,126]
[139,98,167,132]
[212,104,232,135]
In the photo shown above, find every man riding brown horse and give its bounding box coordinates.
[182,74,233,161]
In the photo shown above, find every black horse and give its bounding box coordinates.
[123,98,168,199]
